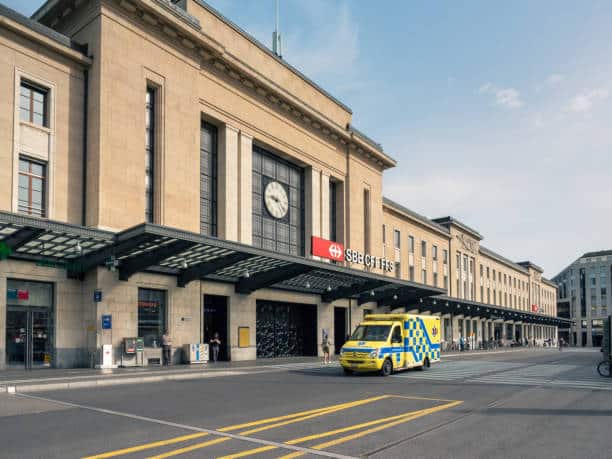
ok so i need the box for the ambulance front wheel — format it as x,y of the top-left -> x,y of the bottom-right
380,358 -> 393,376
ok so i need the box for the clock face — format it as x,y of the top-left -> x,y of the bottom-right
264,181 -> 289,219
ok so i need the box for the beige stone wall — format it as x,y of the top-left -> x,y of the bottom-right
478,252 -> 530,310
382,205 -> 450,290
0,25 -> 86,224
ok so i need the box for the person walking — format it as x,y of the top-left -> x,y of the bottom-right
322,333 -> 331,364
162,330 -> 172,366
459,335 -> 465,352
210,332 -> 221,363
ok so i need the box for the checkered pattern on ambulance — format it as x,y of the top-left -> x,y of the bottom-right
404,318 -> 440,363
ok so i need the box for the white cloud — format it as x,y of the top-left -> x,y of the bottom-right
479,82 -> 524,109
568,88 -> 609,113
546,73 -> 565,86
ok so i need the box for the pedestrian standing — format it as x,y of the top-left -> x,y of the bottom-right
162,330 -> 172,366
322,333 -> 331,364
210,332 -> 221,362
459,335 -> 465,352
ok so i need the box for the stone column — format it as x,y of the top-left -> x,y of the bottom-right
0,274 -> 6,369
320,172 -> 330,241
237,131 -> 252,244
218,124 -> 239,241
305,167 -> 321,259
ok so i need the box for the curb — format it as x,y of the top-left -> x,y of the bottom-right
3,370 -> 247,393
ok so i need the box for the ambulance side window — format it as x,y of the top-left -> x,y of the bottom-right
391,326 -> 402,343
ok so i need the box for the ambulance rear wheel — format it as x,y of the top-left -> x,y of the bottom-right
424,357 -> 431,369
380,358 -> 393,376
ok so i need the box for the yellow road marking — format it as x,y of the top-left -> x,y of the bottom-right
238,396 -> 390,436
217,445 -> 278,459
142,396 -> 389,459
85,394 -> 457,459
218,395 -> 391,432
147,437 -> 229,459
81,432 -> 208,459
278,400 -> 463,459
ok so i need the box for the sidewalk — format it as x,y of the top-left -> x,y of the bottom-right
0,347 -> 560,393
0,357 -> 326,393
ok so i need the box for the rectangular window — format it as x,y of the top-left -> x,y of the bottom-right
200,121 -> 218,236
138,288 -> 166,348
487,288 -> 490,303
443,275 -> 448,290
443,249 -> 448,264
18,157 -> 46,217
433,272 -> 439,287
20,81 -> 48,127
395,262 -> 401,279
363,189 -> 370,254
382,224 -> 386,244
480,285 -> 484,301
432,245 -> 438,261
421,240 -> 427,257
145,87 -> 156,223
330,181 -> 337,242
480,264 -> 483,277
422,269 -> 427,284
409,236 -> 415,253
394,229 -> 401,249
409,266 -> 415,281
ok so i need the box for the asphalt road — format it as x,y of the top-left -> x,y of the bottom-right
1,349 -> 611,459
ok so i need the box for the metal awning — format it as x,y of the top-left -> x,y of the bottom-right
0,212 -> 443,302
402,295 -> 569,326
0,211 -> 571,325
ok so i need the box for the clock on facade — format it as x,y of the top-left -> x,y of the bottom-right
264,181 -> 289,219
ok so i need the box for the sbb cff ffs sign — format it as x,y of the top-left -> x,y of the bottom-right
311,237 -> 394,272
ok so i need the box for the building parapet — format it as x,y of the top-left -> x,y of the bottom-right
432,216 -> 483,241
479,246 -> 529,275
382,198 -> 450,238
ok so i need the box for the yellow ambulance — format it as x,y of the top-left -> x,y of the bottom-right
339,313 -> 441,376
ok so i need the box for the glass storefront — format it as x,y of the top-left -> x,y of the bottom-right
6,280 -> 54,369
138,288 -> 166,347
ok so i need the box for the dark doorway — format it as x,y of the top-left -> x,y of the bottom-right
334,307 -> 347,354
256,300 -> 316,358
203,295 -> 228,361
7,308 -> 52,369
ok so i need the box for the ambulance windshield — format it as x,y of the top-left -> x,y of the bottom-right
350,325 -> 391,342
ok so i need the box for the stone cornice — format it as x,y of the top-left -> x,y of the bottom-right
115,0 -> 397,170
0,5 -> 91,66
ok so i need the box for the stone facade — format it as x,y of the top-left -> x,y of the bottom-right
0,1 -> 559,369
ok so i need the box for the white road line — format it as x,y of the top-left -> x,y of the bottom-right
15,393 -> 357,459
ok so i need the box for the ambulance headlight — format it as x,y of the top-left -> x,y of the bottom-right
369,349 -> 380,358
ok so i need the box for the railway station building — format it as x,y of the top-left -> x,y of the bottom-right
0,0 -> 564,369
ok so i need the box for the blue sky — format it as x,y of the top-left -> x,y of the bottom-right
6,0 -> 612,276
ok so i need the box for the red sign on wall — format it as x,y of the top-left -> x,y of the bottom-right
311,236 -> 345,262
531,304 -> 539,313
